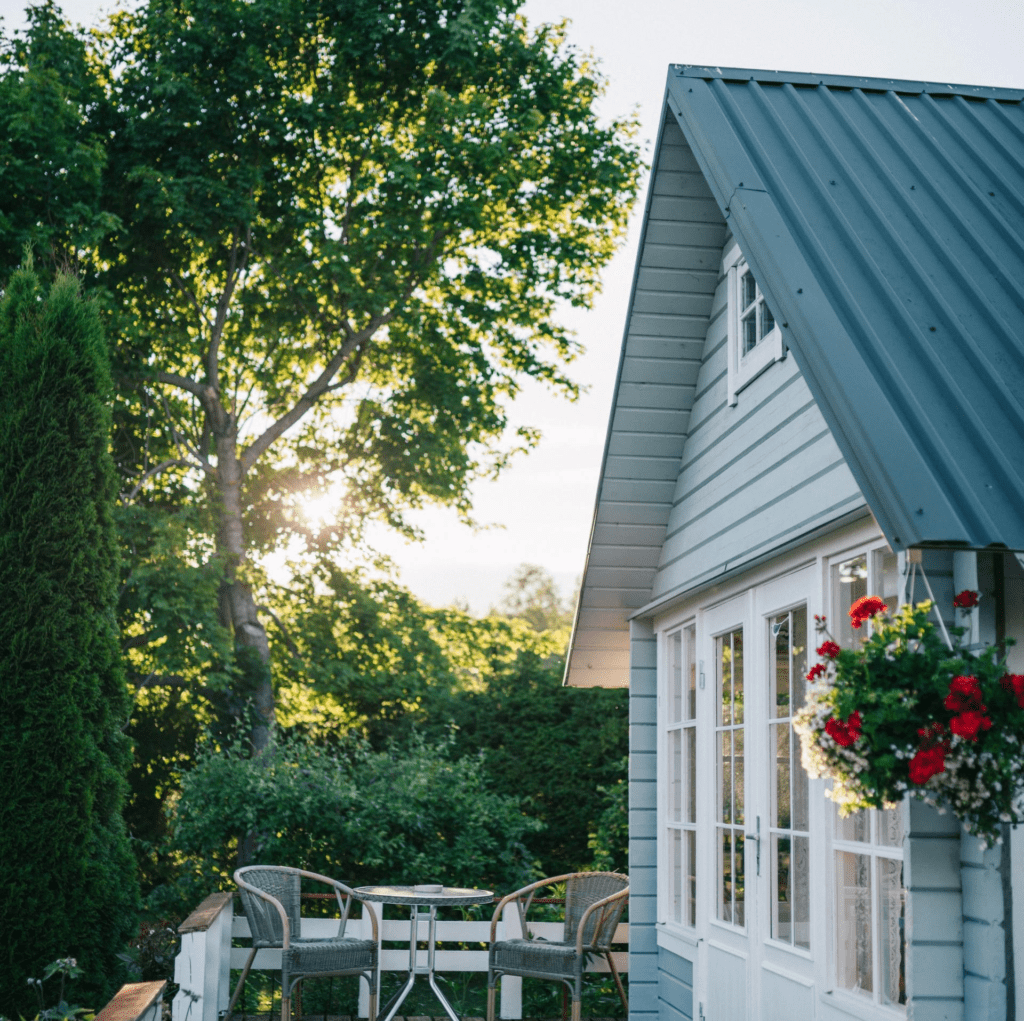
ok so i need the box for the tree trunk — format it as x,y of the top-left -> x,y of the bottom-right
212,410 -> 275,757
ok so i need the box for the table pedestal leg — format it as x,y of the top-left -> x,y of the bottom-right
378,905 -> 462,1021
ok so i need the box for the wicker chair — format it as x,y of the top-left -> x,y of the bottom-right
487,872 -> 629,1021
230,866 -> 379,1021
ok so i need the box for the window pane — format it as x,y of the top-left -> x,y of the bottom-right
734,727 -> 744,826
792,605 -> 808,710
671,829 -> 682,924
671,631 -> 682,723
719,634 -> 732,726
686,728 -> 696,825
734,832 -> 745,927
792,732 -> 810,833
773,834 -> 792,943
876,806 -> 904,848
836,809 -> 870,842
832,554 -> 868,649
741,269 -> 756,309
720,829 -> 733,923
771,613 -> 790,717
733,631 -> 744,723
742,312 -> 758,354
760,301 -> 776,338
878,857 -> 906,1006
670,729 -> 681,823
721,731 -> 732,824
773,722 -> 790,829
686,829 -> 697,927
793,835 -> 810,950
686,625 -> 697,720
836,851 -> 873,995
880,549 -> 900,615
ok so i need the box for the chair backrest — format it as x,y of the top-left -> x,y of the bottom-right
236,866 -> 303,946
564,872 -> 628,950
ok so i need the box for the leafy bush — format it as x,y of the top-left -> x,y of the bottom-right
157,732 -> 539,913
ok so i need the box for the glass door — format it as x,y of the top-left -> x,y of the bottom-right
755,569 -> 819,1019
702,593 -> 755,1021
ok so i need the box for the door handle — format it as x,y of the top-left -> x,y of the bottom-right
746,815 -> 761,876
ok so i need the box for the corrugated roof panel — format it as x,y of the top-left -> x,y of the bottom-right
668,67 -> 1024,550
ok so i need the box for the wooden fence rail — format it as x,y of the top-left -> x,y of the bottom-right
172,895 -> 628,1021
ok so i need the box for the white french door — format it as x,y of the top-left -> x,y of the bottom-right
698,567 -> 818,1021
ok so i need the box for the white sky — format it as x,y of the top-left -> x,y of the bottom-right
6,0 -> 1024,613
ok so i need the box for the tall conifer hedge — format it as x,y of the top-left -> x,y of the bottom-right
0,269 -> 139,1014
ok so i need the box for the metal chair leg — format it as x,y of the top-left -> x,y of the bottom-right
486,983 -> 497,1021
607,951 -> 628,1016
226,948 -> 258,1020
570,998 -> 581,1021
369,989 -> 378,1021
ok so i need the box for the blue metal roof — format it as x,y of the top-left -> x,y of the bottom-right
667,65 -> 1024,551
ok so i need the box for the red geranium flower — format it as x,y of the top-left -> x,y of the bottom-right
1001,674 -> 1024,708
950,710 -> 992,742
806,663 -> 826,681
817,641 -> 841,659
953,589 -> 980,609
909,723 -> 950,784
849,595 -> 888,629
825,711 -> 862,747
909,745 -> 946,784
944,674 -> 983,713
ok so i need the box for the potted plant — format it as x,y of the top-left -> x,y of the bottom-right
794,590 -> 1022,845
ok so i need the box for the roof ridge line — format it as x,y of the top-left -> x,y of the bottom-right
670,64 -> 1024,102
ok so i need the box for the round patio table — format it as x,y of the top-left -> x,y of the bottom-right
355,885 -> 493,1021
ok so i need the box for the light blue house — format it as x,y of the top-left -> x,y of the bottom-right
565,66 -> 1024,1021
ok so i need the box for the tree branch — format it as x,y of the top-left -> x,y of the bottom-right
160,393 -> 216,477
122,629 -> 160,651
207,223 -> 251,389
239,325 -> 373,473
149,369 -> 208,400
169,271 -> 210,342
257,604 -> 302,659
120,458 -> 190,503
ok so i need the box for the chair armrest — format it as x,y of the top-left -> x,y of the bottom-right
234,874 -> 293,948
489,873 -> 579,943
575,887 -> 629,956
285,868 -> 379,943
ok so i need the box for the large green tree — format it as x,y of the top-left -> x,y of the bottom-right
94,0 -> 640,751
0,3 -> 113,275
0,269 -> 139,1014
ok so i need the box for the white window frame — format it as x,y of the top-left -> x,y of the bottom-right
824,543 -> 907,1014
726,242 -> 784,406
658,621 -> 699,932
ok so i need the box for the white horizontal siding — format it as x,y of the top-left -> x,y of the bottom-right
566,114 -> 727,687
651,239 -> 865,601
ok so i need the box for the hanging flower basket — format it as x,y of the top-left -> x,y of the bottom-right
794,591 -> 1022,845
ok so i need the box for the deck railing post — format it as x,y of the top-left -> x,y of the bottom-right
499,900 -> 523,1020
173,893 -> 234,1021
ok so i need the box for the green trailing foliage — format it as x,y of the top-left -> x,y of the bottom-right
0,269 -> 139,1014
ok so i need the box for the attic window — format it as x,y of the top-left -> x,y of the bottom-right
726,244 -> 784,406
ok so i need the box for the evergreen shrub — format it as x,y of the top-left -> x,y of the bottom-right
0,269 -> 139,1014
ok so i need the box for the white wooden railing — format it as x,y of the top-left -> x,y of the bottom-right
172,893 -> 628,1021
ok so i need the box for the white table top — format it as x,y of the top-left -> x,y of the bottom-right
354,884 -> 493,906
